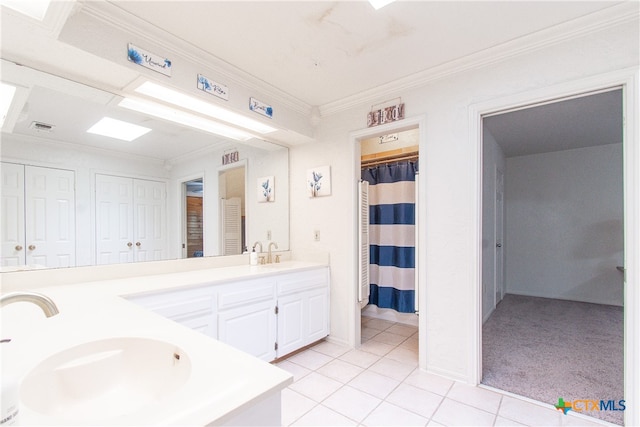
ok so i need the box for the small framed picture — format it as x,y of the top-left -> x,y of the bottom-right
307,166 -> 331,197
258,176 -> 274,202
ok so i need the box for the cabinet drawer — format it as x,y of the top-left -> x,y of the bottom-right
127,287 -> 217,338
277,268 -> 328,296
153,295 -> 215,320
218,279 -> 276,311
128,287 -> 215,318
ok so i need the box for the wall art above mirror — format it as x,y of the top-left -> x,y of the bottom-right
0,61 -> 289,271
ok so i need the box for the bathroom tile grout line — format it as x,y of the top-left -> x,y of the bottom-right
284,356 -> 428,425
277,317 -> 613,427
279,321 -> 454,426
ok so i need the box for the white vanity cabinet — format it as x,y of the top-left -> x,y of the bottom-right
126,265 -> 329,362
217,278 -> 277,362
276,268 -> 329,358
127,286 -> 217,338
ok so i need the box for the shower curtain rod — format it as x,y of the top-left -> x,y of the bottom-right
361,151 -> 419,168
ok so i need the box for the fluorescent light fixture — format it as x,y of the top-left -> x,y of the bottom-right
87,117 -> 151,142
368,0 -> 396,10
0,82 -> 16,128
0,0 -> 51,20
134,81 -> 277,134
119,97 -> 255,141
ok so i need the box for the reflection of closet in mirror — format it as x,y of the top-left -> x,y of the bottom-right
219,164 -> 246,255
95,174 -> 168,265
182,178 -> 204,258
1,162 -> 76,269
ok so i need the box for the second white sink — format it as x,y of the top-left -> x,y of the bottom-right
20,337 -> 191,422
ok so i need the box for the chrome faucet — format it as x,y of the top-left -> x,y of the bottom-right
0,291 -> 59,317
267,242 -> 278,264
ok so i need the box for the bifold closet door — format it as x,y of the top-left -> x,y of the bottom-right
132,178 -> 167,262
1,162 -> 26,266
25,165 -> 76,267
95,174 -> 135,265
1,162 -> 75,268
95,174 -> 167,265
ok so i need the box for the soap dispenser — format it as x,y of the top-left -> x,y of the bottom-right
250,247 -> 258,266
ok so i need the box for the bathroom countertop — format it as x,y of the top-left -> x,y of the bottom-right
0,260 -> 328,426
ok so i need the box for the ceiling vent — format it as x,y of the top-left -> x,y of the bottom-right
29,121 -> 55,132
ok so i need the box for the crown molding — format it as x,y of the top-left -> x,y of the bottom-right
78,0 -> 313,118
320,1 -> 639,117
1,131 -> 168,166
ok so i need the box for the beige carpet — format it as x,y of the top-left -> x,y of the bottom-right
482,294 -> 624,425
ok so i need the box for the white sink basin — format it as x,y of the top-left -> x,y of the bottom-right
20,337 -> 191,422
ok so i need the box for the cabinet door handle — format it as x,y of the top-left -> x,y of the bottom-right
28,245 -> 36,251
136,242 -> 141,247
15,245 -> 23,251
127,242 -> 133,248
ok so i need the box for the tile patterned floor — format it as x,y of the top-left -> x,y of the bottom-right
276,317 -> 609,427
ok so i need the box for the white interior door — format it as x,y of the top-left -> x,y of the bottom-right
1,162 -> 25,267
221,197 -> 242,255
25,166 -> 75,268
494,168 -> 504,303
95,174 -> 134,265
133,179 -> 167,262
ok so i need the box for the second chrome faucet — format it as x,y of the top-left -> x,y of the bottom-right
267,242 -> 278,264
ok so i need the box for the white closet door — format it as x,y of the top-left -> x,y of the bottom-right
133,179 -> 167,262
221,197 -> 242,255
358,180 -> 370,308
1,162 -> 25,267
95,174 -> 134,265
25,166 -> 75,268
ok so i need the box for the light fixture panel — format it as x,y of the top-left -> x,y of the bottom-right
118,97 -> 255,141
368,0 -> 396,10
0,82 -> 16,128
134,81 -> 277,134
87,117 -> 151,142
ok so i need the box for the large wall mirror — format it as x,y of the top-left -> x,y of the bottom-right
0,60 -> 289,270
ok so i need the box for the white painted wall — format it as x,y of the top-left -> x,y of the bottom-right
482,129 -> 506,321
289,19 -> 638,381
505,144 -> 623,306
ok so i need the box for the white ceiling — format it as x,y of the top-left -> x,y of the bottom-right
0,1 -> 631,160
12,85 -> 240,161
109,1 -> 621,107
484,89 -> 623,158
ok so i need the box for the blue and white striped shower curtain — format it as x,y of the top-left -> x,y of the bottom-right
361,161 -> 418,313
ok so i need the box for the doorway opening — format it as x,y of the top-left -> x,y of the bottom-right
350,115 -> 427,370
182,178 -> 203,258
359,128 -> 419,327
480,88 -> 624,425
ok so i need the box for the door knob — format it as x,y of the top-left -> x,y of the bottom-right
496,243 -> 502,248
127,242 -> 133,247
28,245 -> 36,251
15,245 -> 23,251
135,242 -> 141,247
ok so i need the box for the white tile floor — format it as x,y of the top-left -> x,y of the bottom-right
276,317 -> 609,427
